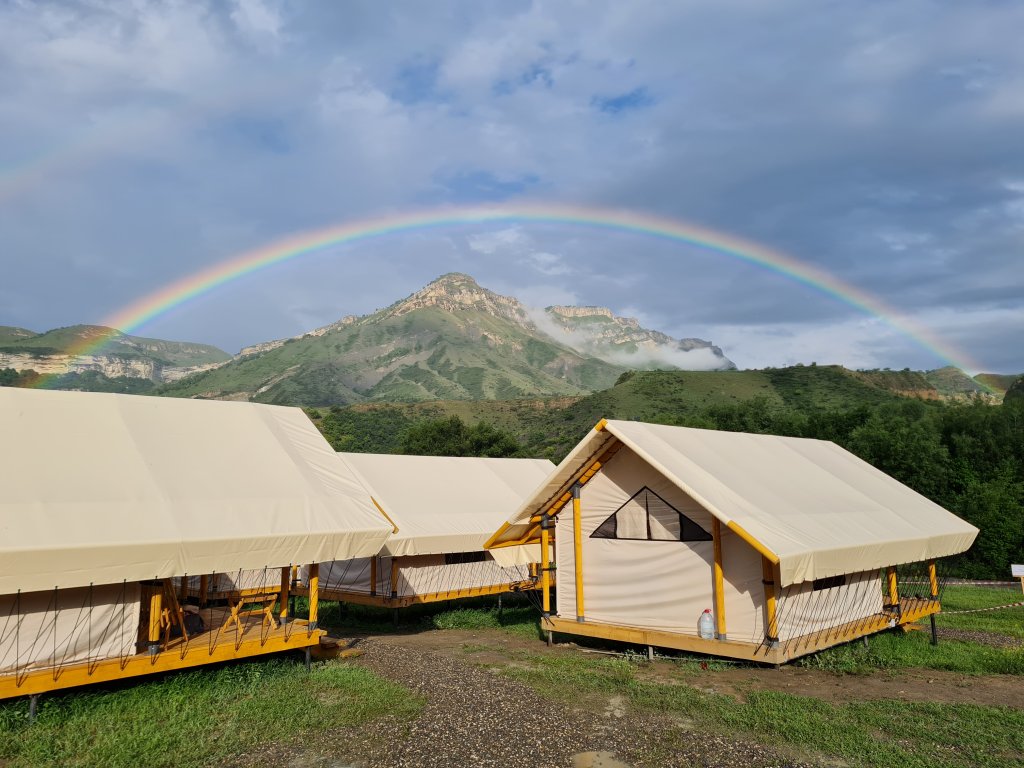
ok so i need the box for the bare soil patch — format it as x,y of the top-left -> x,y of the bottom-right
366,627 -> 1024,710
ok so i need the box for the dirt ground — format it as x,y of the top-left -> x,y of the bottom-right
366,626 -> 1024,710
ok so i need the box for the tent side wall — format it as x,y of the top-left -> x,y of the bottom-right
0,583 -> 141,674
304,554 -> 533,606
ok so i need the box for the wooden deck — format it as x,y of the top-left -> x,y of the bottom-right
294,579 -> 538,609
0,606 -> 324,700
545,596 -> 941,665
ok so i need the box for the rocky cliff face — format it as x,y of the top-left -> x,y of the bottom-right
0,352 -> 226,382
382,273 -> 532,326
543,305 -> 735,370
0,325 -> 230,383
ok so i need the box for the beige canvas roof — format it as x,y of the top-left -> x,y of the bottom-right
337,453 -> 554,558
0,388 -> 394,594
486,419 -> 978,586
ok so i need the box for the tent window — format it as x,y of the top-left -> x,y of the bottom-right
812,575 -> 846,591
591,486 -> 712,543
445,551 -> 488,565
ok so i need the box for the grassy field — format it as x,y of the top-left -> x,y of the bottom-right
0,657 -> 422,768
499,652 -> 1024,768
0,587 -> 1020,768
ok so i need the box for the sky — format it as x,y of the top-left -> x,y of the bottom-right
1,0 -> 1022,373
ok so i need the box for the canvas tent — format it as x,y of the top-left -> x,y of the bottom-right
486,419 -> 979,663
0,388 -> 393,699
296,453 -> 554,608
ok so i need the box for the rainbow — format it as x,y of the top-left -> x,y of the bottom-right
32,202 -> 984,386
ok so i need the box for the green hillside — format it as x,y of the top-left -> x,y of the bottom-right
160,287 -> 625,405
975,373 -> 1023,394
0,325 -> 229,366
312,365 -> 929,459
0,326 -> 38,344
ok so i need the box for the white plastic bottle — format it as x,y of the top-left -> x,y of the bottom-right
698,608 -> 715,639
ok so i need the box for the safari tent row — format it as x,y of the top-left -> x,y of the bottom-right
0,388 -> 394,700
485,419 -> 979,664
293,453 -> 553,608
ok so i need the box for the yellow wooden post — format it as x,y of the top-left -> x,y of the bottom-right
572,484 -> 584,622
540,515 -> 552,616
308,563 -> 319,630
279,566 -> 290,622
762,557 -> 778,645
886,566 -> 900,608
369,557 -> 378,597
927,560 -> 939,646
147,587 -> 163,655
712,518 -> 726,641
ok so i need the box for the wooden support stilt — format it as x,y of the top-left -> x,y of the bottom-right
28,694 -> 39,723
647,645 -> 654,661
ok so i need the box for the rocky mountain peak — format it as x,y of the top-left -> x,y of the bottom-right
386,272 -> 531,326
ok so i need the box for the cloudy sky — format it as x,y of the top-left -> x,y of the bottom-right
1,0 -> 1022,373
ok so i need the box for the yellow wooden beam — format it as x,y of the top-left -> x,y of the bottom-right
147,587 -> 163,648
927,561 -> 938,598
0,620 -> 324,700
546,616 -> 780,663
886,566 -> 900,607
594,418 -> 608,432
712,518 -> 726,640
279,566 -> 290,621
727,520 -> 779,565
762,556 -> 778,644
540,515 -> 552,615
371,496 -> 400,533
307,563 -> 319,629
572,484 -> 585,621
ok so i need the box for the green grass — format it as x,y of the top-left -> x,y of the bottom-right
934,585 -> 1024,638
797,630 -> 1024,675
501,652 -> 1024,768
0,658 -> 421,768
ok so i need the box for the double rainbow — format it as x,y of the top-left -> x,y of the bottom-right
32,203 -> 982,386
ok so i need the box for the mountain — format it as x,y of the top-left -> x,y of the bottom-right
159,274 -> 633,404
541,305 -> 734,371
974,372 -> 1024,394
0,325 -> 230,383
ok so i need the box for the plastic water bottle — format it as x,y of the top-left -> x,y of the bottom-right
698,608 -> 715,639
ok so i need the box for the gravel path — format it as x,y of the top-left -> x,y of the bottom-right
338,639 -> 817,768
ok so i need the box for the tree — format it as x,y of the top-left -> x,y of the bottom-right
400,415 -> 523,457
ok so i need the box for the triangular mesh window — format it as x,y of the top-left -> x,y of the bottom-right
591,486 -> 712,543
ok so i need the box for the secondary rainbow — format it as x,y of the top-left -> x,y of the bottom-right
33,203 -> 984,386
